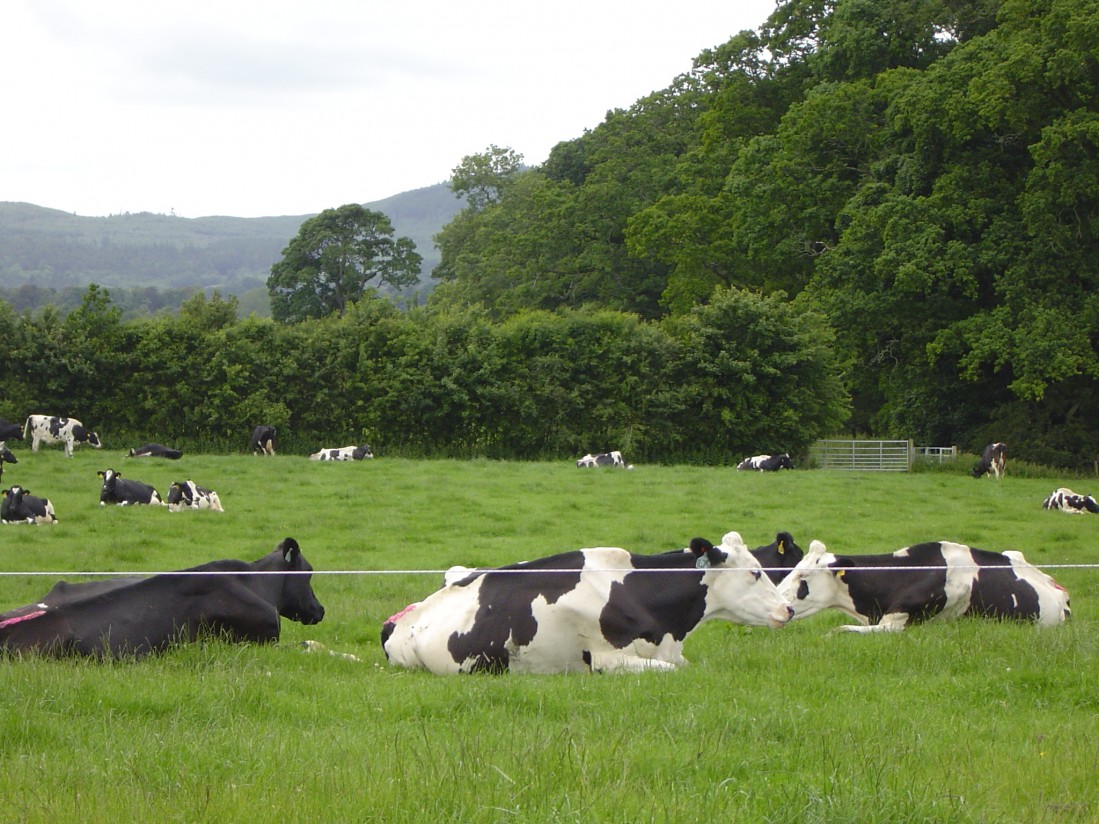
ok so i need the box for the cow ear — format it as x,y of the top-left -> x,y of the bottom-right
688,537 -> 714,558
705,546 -> 729,567
281,537 -> 301,564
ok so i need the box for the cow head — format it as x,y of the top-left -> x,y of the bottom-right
776,540 -> 855,620
698,531 -> 793,628
0,447 -> 17,465
97,468 -> 119,503
1,486 -> 27,520
776,453 -> 795,470
274,537 -> 325,625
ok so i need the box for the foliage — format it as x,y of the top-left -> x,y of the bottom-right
267,204 -> 422,323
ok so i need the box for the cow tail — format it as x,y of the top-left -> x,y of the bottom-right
22,417 -> 30,440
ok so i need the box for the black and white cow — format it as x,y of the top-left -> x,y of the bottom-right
1,485 -> 57,525
251,425 -> 277,456
576,451 -> 633,469
24,415 -> 102,457
127,443 -> 183,460
972,442 -> 1006,478
0,446 -> 16,467
748,532 -> 804,584
382,531 -> 793,674
776,539 -> 1070,633
97,469 -> 164,506
166,480 -> 223,512
0,537 -> 324,659
0,419 -> 22,442
1043,487 -> 1099,514
737,453 -> 795,471
309,445 -> 374,461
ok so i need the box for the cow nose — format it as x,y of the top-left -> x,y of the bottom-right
785,605 -> 795,621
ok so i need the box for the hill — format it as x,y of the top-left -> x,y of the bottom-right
0,182 -> 464,302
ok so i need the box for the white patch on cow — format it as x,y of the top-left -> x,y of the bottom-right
938,541 -> 978,621
1002,550 -> 1071,626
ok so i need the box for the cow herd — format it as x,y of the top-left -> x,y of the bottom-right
0,422 -> 1087,670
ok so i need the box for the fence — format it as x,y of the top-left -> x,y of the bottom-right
812,439 -> 913,472
913,445 -> 957,463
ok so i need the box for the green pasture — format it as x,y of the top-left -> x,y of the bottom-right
0,448 -> 1096,822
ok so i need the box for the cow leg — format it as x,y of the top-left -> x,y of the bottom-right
831,612 -> 910,634
586,650 -> 681,673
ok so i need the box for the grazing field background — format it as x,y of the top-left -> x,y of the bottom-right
0,449 -> 1096,822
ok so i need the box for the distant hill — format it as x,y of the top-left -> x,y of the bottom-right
0,183 -> 465,304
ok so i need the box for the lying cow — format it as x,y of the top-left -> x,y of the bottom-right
382,531 -> 792,674
1,485 -> 57,524
972,442 -> 1006,478
1043,487 -> 1099,514
127,443 -> 183,460
0,537 -> 324,659
98,468 -> 164,506
737,453 -> 794,471
576,451 -> 633,469
0,418 -> 22,442
310,445 -> 374,461
166,480 -> 224,512
776,539 -> 1070,633
24,415 -> 102,457
251,425 -> 276,456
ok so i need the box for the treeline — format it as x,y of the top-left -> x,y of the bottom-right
431,0 -> 1099,470
0,288 -> 846,463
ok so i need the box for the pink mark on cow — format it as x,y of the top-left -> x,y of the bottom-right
385,602 -> 420,625
0,609 -> 47,630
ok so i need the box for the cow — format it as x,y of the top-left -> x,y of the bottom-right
776,539 -> 1071,633
576,451 -> 633,469
251,425 -> 277,456
23,415 -> 102,457
309,445 -> 374,461
1,485 -> 57,524
381,530 -> 793,675
97,468 -> 164,506
127,443 -> 183,460
1043,487 -> 1099,514
737,453 -> 794,471
748,531 -> 804,584
166,480 -> 223,512
972,442 -> 1006,478
0,418 -> 22,442
0,537 -> 324,659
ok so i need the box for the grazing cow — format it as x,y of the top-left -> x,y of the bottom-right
1,485 -> 57,525
127,443 -> 183,460
381,531 -> 793,675
98,468 -> 164,506
309,445 -> 374,461
776,540 -> 1070,633
737,453 -> 795,471
0,537 -> 324,659
576,451 -> 633,469
0,419 -> 22,442
0,445 -> 15,467
166,480 -> 223,512
251,425 -> 277,456
972,442 -> 1006,478
1043,487 -> 1099,514
23,415 -> 102,457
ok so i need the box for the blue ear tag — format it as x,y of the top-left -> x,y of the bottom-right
695,555 -> 711,569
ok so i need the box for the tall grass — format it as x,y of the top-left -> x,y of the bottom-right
0,449 -> 1096,822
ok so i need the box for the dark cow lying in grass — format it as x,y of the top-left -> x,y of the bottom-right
98,468 -> 164,506
1043,487 -> 1099,514
127,443 -> 183,459
1,485 -> 57,524
776,539 -> 1070,633
0,537 -> 324,659
736,453 -> 794,471
382,531 -> 792,674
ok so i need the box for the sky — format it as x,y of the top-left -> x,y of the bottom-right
1,1 -> 777,219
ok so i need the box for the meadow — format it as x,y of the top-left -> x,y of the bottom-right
0,448 -> 1096,822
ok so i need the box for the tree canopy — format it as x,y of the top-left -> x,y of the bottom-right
268,204 -> 422,323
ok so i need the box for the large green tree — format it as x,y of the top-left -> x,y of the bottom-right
267,204 -> 421,323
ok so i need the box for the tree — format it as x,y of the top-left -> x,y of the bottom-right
449,145 -> 523,210
267,204 -> 421,323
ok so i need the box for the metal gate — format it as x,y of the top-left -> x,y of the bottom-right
812,439 -> 913,471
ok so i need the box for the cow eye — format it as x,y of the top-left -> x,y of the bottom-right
751,569 -> 762,581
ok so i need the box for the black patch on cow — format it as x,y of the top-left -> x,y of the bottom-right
966,549 -> 1042,620
446,551 -> 585,673
599,564 -> 706,649
752,532 -> 804,584
834,543 -> 950,625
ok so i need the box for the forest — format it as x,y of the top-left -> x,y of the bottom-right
3,0 -> 1098,469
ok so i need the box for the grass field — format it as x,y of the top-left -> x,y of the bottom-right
0,449 -> 1096,822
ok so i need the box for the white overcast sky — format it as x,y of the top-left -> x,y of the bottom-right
1,1 -> 776,219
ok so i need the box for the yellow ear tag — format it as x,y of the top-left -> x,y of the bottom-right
835,569 -> 846,579
778,543 -> 786,555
